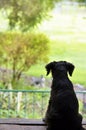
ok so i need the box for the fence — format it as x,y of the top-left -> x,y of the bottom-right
0,89 -> 86,119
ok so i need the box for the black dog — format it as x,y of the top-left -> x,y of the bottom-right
44,61 -> 85,130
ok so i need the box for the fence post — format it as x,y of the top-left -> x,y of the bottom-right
17,92 -> 22,112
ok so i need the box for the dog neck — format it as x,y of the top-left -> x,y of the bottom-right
51,73 -> 73,91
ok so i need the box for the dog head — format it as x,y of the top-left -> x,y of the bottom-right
45,61 -> 75,77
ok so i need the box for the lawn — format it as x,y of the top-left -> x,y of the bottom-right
28,3 -> 86,86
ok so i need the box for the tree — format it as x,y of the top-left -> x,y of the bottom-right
0,0 -> 85,32
0,32 -> 49,88
0,0 -> 59,31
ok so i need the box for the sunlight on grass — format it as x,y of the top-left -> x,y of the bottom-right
29,3 -> 86,86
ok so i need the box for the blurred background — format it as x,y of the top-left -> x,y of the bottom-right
0,0 -> 86,119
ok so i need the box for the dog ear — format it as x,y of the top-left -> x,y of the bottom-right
65,62 -> 75,76
45,61 -> 56,76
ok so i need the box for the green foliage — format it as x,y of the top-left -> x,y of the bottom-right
0,90 -> 85,118
0,0 -> 59,31
0,31 -> 49,88
76,0 -> 86,3
0,90 -> 49,118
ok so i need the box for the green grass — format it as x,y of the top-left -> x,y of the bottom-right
28,6 -> 86,86
28,40 -> 86,86
28,34 -> 86,86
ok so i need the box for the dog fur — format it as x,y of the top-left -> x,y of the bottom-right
44,61 -> 85,130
